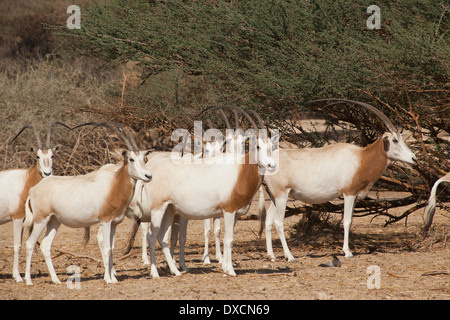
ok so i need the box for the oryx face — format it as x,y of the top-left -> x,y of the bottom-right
383,132 -> 417,165
36,148 -> 55,177
126,150 -> 152,182
204,140 -> 223,158
256,129 -> 278,174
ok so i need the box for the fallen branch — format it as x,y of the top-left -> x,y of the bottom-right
250,194 -> 425,227
421,270 -> 449,276
118,251 -> 139,261
387,271 -> 408,278
381,202 -> 427,227
54,249 -> 101,263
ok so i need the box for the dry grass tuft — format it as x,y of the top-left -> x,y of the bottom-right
0,58 -> 123,173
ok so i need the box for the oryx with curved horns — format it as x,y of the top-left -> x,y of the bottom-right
127,106 -> 277,277
0,122 -> 71,282
23,121 -> 152,285
422,171 -> 450,235
259,99 -> 417,261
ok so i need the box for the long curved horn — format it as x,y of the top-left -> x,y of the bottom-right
248,110 -> 266,129
181,105 -> 260,156
196,105 -> 222,119
215,106 -> 259,134
10,125 -> 42,150
310,99 -> 398,133
217,109 -> 231,129
72,122 -> 135,151
103,121 -> 140,152
233,110 -> 241,129
46,121 -> 72,149
206,119 -> 215,129
195,105 -> 230,129
197,105 -> 260,134
196,105 -> 255,130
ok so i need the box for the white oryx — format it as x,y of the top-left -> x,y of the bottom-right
129,106 -> 277,277
196,109 -> 273,265
170,107 -> 248,266
0,122 -> 70,282
422,171 -> 450,234
23,122 -> 152,285
137,107 -> 232,266
259,99 -> 417,261
138,107 -> 256,268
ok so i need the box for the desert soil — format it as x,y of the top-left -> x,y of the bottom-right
0,196 -> 448,301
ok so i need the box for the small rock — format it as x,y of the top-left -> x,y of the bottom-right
314,291 -> 331,300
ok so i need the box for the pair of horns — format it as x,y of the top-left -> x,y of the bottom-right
197,105 -> 268,134
10,122 -> 72,150
72,121 -> 140,152
310,99 -> 398,134
179,106 -> 267,156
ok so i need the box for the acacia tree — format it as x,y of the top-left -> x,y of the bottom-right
56,0 -> 449,224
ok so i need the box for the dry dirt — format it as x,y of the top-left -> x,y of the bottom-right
0,197 -> 448,301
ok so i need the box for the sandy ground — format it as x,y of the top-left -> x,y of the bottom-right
0,196 -> 448,301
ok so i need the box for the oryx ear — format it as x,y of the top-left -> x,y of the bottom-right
121,150 -> 129,164
52,145 -> 61,153
143,149 -> 152,162
144,149 -> 152,156
383,135 -> 390,152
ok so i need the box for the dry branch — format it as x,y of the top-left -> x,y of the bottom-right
53,249 -> 101,263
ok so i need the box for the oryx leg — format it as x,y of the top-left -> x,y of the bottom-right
264,201 -> 276,261
168,214 -> 189,271
12,218 -> 24,282
213,216 -> 222,263
99,220 -> 118,283
40,216 -> 62,284
147,203 -> 170,278
202,218 -> 211,264
25,216 -> 52,285
274,193 -> 295,262
169,214 -> 180,258
97,224 -> 117,279
140,222 -> 150,266
147,223 -> 159,278
265,192 -> 295,261
177,216 -> 189,272
222,210 -> 236,276
157,205 -> 181,276
343,194 -> 356,258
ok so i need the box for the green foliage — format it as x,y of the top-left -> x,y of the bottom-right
56,0 -> 449,197
0,0 -> 446,219
59,0 -> 447,110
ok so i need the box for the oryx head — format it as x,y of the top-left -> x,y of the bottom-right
311,99 -> 417,165
248,110 -> 278,173
73,121 -> 152,182
10,122 -> 71,177
194,106 -> 278,172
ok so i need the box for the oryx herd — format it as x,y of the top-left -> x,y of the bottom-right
0,100 -> 446,285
